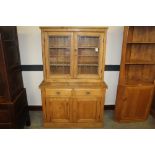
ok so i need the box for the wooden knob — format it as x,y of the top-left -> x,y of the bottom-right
86,91 -> 90,95
56,92 -> 60,95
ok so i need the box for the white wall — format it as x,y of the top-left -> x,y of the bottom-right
17,26 -> 123,106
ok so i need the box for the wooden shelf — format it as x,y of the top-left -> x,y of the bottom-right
50,55 -> 70,57
50,64 -> 70,66
78,47 -> 99,49
78,55 -> 98,57
125,81 -> 154,86
127,42 -> 155,44
78,64 -> 98,66
125,61 -> 155,65
49,47 -> 70,49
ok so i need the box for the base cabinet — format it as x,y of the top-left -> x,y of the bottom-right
41,84 -> 106,128
115,85 -> 154,122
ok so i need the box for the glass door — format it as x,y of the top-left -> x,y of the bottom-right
45,32 -> 73,78
75,32 -> 104,78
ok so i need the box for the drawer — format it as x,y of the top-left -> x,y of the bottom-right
46,89 -> 72,97
75,89 -> 103,96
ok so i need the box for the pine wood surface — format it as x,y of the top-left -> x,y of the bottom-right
40,27 -> 107,128
115,26 -> 155,122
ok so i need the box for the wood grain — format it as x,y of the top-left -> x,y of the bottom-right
40,27 -> 107,128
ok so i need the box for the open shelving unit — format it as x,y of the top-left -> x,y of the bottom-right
115,26 -> 155,122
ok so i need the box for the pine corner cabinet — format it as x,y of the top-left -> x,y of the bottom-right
39,27 -> 108,128
115,26 -> 155,122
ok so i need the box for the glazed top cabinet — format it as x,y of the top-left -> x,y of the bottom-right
40,27 -> 107,81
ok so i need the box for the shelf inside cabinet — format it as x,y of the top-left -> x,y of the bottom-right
78,64 -> 98,66
127,42 -> 155,44
125,81 -> 154,86
50,64 -> 70,66
125,64 -> 155,84
125,61 -> 155,65
49,47 -> 70,49
78,55 -> 98,57
78,47 -> 99,49
127,26 -> 155,42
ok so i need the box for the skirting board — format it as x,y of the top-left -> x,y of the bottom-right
29,105 -> 115,111
21,65 -> 120,71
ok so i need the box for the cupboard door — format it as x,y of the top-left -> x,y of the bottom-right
74,32 -> 105,79
116,85 -> 154,121
74,97 -> 103,123
45,32 -> 73,79
45,97 -> 72,123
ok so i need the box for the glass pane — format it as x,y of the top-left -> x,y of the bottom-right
77,36 -> 99,75
49,36 -> 70,48
48,36 -> 71,75
78,36 -> 99,47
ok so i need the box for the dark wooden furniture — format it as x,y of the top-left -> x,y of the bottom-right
0,26 -> 30,128
115,26 -> 155,122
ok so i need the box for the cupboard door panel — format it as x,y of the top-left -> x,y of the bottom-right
45,32 -> 74,79
117,85 -> 154,121
74,97 -> 102,123
45,98 -> 72,123
74,32 -> 104,79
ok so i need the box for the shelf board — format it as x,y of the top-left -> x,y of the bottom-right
127,42 -> 155,44
78,64 -> 98,66
49,47 -> 70,49
50,55 -> 70,57
78,47 -> 99,49
78,55 -> 98,57
125,61 -> 155,65
125,81 -> 154,86
50,64 -> 70,66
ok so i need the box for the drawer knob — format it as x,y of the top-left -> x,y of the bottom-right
56,92 -> 60,95
86,91 -> 90,95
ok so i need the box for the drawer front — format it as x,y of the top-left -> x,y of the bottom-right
46,89 -> 72,97
75,89 -> 103,96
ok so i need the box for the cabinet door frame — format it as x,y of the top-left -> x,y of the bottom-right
44,32 -> 74,81
116,85 -> 154,121
73,32 -> 105,79
73,96 -> 103,123
45,97 -> 73,123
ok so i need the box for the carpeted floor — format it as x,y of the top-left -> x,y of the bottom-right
25,110 -> 155,129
